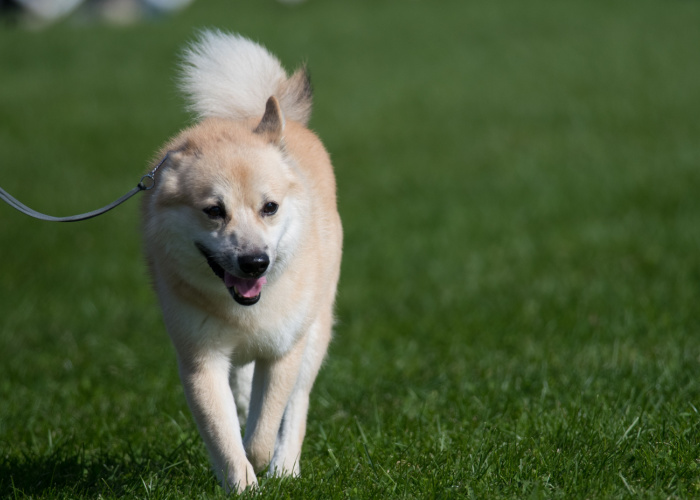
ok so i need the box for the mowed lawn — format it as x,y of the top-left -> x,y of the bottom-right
1,1 -> 700,498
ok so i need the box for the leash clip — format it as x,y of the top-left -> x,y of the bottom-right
139,152 -> 170,191
139,174 -> 156,190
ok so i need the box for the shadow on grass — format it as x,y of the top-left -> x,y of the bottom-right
0,438 -> 210,498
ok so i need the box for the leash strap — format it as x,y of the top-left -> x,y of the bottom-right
0,184 -> 145,222
0,153 -> 168,223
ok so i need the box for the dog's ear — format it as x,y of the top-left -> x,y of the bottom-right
160,139 -> 199,172
253,96 -> 285,144
170,139 -> 199,160
176,138 -> 199,155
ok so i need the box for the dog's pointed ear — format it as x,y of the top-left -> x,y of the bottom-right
172,139 -> 199,158
162,139 -> 199,170
254,96 -> 285,144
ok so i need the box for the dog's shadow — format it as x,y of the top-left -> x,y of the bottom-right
0,437 -> 213,497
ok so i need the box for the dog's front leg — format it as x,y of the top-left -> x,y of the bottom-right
243,335 -> 307,472
178,352 -> 257,493
270,315 -> 332,476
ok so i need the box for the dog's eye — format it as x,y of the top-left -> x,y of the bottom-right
203,205 -> 225,219
261,201 -> 279,216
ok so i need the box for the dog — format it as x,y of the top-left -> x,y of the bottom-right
141,30 -> 342,492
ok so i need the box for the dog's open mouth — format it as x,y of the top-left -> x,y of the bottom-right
224,272 -> 266,305
196,243 -> 266,306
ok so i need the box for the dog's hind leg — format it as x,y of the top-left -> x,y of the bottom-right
230,361 -> 254,426
269,312 -> 332,476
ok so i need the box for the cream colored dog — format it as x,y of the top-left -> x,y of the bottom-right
141,31 -> 342,492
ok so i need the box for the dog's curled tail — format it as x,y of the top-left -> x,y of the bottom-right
179,30 -> 312,126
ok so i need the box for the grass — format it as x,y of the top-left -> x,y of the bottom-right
1,0 -> 700,497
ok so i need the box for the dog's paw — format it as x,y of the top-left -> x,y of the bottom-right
245,439 -> 274,473
266,459 -> 300,478
224,460 -> 258,494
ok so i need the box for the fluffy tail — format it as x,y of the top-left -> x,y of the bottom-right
179,30 -> 312,126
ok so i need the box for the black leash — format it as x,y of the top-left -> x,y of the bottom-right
0,153 -> 168,222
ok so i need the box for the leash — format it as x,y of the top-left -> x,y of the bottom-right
0,153 -> 168,222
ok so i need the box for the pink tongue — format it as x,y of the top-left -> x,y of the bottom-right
224,272 -> 267,298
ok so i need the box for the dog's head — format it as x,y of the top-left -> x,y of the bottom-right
145,97 -> 305,306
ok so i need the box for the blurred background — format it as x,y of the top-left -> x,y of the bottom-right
1,1 -> 699,497
1,0 -> 195,28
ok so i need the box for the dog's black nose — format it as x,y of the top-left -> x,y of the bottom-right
238,253 -> 269,277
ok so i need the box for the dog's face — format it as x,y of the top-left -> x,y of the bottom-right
147,104 -> 303,306
189,143 -> 297,306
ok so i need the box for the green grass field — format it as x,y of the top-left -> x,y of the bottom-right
2,0 -> 700,497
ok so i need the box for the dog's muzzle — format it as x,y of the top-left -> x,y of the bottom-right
195,243 -> 267,306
